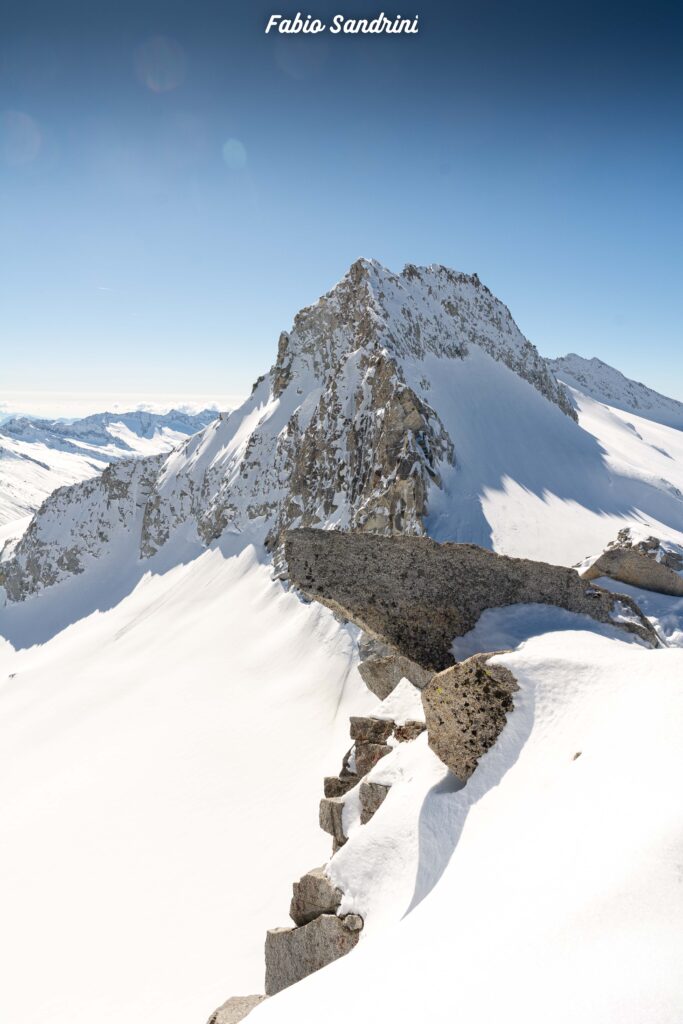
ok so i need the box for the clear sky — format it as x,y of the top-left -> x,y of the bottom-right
1,0 -> 682,416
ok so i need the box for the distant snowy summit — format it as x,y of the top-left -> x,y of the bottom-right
549,353 -> 683,430
0,407 -> 217,453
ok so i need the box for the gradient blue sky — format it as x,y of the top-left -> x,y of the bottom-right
1,0 -> 682,414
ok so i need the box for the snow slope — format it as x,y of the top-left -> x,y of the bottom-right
252,629 -> 683,1024
0,530 -> 376,1024
549,353 -> 683,430
0,408 -> 217,526
406,345 -> 683,563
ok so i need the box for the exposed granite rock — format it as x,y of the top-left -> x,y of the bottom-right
290,867 -> 342,927
349,716 -> 394,744
581,529 -> 683,597
358,632 -> 433,698
319,797 -> 347,846
394,721 -> 427,742
422,654 -> 519,780
265,914 -> 361,996
359,781 -> 390,824
206,995 -> 265,1024
323,775 -> 357,798
285,529 -> 660,669
354,741 -> 392,778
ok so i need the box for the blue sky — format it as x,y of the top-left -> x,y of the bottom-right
1,0 -> 682,414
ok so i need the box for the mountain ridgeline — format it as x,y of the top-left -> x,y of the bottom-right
0,260 -> 578,601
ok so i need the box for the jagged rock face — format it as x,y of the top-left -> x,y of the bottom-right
581,528 -> 683,597
1,259 -> 575,600
422,655 -> 519,781
284,528 -> 661,667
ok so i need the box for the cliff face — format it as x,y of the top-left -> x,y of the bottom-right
1,259 -> 575,601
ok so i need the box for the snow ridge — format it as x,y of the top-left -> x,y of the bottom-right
549,353 -> 683,429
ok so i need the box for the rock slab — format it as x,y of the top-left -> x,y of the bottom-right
285,529 -> 659,668
265,914 -> 360,996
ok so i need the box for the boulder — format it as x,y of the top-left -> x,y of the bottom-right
265,914 -> 361,996
206,995 -> 265,1024
319,797 -> 346,846
581,530 -> 683,597
284,530 -> 659,669
290,867 -> 342,926
422,654 -> 519,781
359,781 -> 390,824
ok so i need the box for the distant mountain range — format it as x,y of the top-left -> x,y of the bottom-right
0,407 -> 218,527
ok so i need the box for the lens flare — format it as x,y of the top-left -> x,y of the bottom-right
221,138 -> 247,170
0,111 -> 41,166
134,36 -> 186,93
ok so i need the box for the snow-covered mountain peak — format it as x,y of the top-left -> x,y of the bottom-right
6,260 -> 683,603
277,259 -> 575,418
549,352 -> 683,429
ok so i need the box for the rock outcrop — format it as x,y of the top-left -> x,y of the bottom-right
284,529 -> 660,668
580,529 -> 683,597
422,654 -> 519,781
